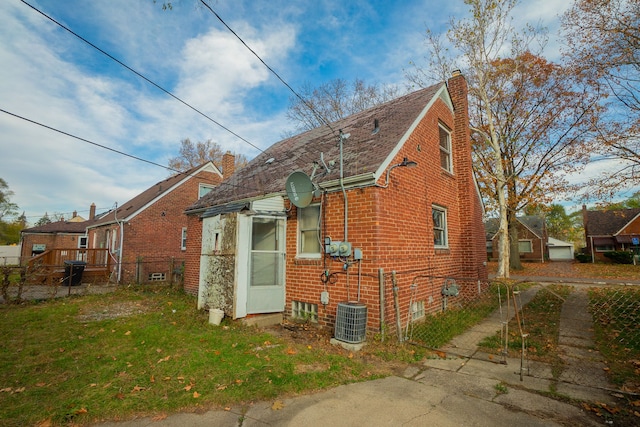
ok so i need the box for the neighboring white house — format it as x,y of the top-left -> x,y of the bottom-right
547,237 -> 574,261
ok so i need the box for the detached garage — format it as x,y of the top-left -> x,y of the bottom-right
547,237 -> 574,261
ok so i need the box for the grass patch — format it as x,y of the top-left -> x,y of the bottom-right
479,284 -> 572,364
409,282 -> 508,348
589,287 -> 640,392
0,286 -> 400,426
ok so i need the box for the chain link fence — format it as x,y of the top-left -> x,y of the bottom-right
588,286 -> 640,393
0,255 -> 183,303
403,276 -> 498,350
408,278 -> 640,395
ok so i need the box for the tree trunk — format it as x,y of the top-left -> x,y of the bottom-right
508,212 -> 523,270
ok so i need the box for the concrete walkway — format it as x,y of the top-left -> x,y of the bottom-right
423,283 -> 618,407
555,289 -> 614,401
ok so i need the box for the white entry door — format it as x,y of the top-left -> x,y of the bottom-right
247,216 -> 285,313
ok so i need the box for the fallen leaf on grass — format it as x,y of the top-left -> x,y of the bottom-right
152,414 -> 167,421
217,384 -> 227,391
157,355 -> 171,363
125,331 -> 131,336
184,384 -> 193,391
131,385 -> 145,392
193,391 -> 200,398
74,408 -> 88,415
286,347 -> 297,355
35,419 -> 52,427
272,401 -> 285,410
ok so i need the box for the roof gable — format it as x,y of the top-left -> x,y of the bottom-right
188,83 -> 446,212
91,162 -> 220,227
586,208 -> 640,236
484,215 -> 545,239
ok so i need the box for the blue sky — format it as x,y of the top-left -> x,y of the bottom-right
1,0 -> 572,223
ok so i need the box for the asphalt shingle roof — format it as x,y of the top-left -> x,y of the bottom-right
585,208 -> 640,236
21,219 -> 96,234
187,83 -> 444,212
91,162 -> 219,226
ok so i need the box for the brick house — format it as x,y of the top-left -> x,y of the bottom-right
86,161 -> 229,283
583,206 -> 640,262
183,72 -> 487,338
485,215 -> 547,263
20,207 -> 97,260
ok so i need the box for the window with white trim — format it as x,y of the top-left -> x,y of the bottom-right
298,204 -> 321,256
181,227 -> 187,251
432,205 -> 448,248
439,124 -> 452,173
199,184 -> 215,198
595,245 -> 614,252
518,240 -> 533,253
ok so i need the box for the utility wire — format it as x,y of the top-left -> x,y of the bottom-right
197,0 -> 338,136
20,0 -> 266,155
0,108 -> 261,193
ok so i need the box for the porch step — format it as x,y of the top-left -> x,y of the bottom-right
242,313 -> 283,328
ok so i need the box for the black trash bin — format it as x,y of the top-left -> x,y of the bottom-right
63,260 -> 86,286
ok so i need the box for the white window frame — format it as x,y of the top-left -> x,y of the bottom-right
78,236 -> 88,249
199,184 -> 216,198
432,205 -> 448,248
181,227 -> 187,251
518,240 -> 533,253
439,124 -> 453,173
298,204 -> 321,258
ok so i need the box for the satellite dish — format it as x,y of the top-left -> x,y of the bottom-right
285,171 -> 314,208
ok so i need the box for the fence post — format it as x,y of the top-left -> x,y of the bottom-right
169,257 -> 175,286
378,268 -> 385,342
136,256 -> 143,284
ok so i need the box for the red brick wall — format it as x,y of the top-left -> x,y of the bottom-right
183,213 -> 203,295
89,170 -> 219,283
20,233 -> 81,259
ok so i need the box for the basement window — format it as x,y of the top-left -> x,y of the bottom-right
411,300 -> 425,321
148,272 -> 166,281
291,301 -> 318,322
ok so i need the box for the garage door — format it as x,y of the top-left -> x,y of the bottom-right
549,247 -> 572,260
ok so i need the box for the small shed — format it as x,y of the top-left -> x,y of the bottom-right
547,237 -> 574,261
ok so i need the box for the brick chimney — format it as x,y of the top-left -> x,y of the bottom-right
89,203 -> 96,220
222,151 -> 235,180
72,210 -> 77,219
447,70 -> 487,279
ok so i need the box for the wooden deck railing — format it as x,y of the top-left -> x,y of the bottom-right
27,248 -> 112,284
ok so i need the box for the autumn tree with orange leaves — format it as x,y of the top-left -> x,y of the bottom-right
562,0 -> 640,198
472,52 -> 601,270
408,0 -> 603,275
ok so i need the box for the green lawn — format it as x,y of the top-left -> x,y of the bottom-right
0,286 -> 413,426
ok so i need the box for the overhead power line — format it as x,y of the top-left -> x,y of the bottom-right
20,0 -> 266,155
0,108 -> 261,194
197,0 -> 337,136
